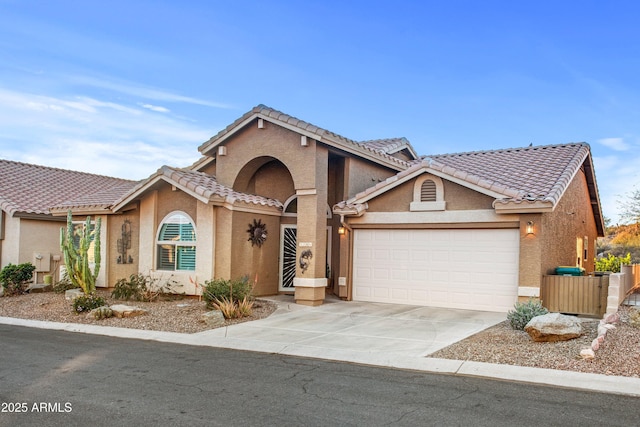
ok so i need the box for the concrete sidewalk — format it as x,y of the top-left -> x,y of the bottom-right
2,295 -> 640,397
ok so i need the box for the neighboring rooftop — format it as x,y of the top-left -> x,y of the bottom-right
0,159 -> 137,217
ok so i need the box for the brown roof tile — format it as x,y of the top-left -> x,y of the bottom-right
0,159 -> 137,216
428,143 -> 590,205
336,143 -> 595,211
198,105 -> 412,170
114,166 -> 283,210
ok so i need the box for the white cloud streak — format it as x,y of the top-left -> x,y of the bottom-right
598,137 -> 630,151
0,88 -> 214,180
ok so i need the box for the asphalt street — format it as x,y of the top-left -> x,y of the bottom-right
1,324 -> 638,427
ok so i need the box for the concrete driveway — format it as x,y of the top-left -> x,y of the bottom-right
196,295 -> 506,367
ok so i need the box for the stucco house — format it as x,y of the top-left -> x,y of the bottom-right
0,105 -> 604,312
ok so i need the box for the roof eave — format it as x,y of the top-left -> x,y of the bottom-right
198,109 -> 408,172
493,200 -> 555,213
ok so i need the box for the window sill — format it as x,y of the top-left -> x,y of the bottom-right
409,201 -> 446,211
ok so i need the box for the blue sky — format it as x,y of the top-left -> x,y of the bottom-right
0,1 -> 638,223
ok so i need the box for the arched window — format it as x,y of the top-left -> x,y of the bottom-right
156,212 -> 196,271
411,175 -> 446,211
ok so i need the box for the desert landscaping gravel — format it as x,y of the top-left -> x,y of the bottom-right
430,306 -> 640,378
2,290 -> 640,378
0,290 -> 277,334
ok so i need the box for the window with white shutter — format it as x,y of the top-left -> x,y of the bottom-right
156,212 -> 196,271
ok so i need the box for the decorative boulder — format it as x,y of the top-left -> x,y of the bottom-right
110,304 -> 148,318
27,283 -> 52,293
580,348 -> 595,359
65,288 -> 84,301
201,310 -> 225,328
524,313 -> 583,342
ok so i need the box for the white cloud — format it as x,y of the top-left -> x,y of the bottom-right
598,137 -> 630,151
0,87 -> 215,180
68,74 -> 233,109
141,103 -> 170,113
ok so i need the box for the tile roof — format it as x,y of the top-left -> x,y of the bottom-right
428,143 -> 591,206
336,143 -> 598,213
360,137 -> 418,159
114,166 -> 283,210
198,104 -> 413,170
0,159 -> 137,217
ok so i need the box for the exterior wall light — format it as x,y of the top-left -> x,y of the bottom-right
338,226 -> 346,235
526,221 -> 535,235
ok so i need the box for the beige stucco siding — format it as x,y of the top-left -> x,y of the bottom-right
214,121 -> 321,192
3,217 -> 65,283
345,157 -> 396,199
1,214 -> 21,267
250,160 -> 295,203
365,177 -> 496,212
227,210 -> 280,296
443,181 -> 495,210
156,185 -> 198,225
541,169 -> 598,275
107,211 -> 140,286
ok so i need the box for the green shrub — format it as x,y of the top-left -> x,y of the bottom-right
111,274 -> 178,302
0,263 -> 36,296
506,299 -> 549,330
72,294 -> 106,314
203,276 -> 253,309
595,253 -> 631,273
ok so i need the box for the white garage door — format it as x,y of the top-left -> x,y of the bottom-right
353,228 -> 519,312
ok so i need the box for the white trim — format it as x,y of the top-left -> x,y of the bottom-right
296,189 -> 317,196
282,194 -> 298,217
347,209 -> 520,226
518,286 -> 540,298
409,201 -> 446,211
293,277 -> 327,288
494,201 -> 554,213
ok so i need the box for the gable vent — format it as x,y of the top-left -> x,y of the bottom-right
420,180 -> 437,202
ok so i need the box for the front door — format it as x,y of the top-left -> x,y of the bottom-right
279,225 -> 297,291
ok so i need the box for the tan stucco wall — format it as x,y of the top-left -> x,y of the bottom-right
517,169 -> 599,291
107,212 -> 140,286
365,177 -> 496,212
227,211 -> 280,296
517,213 -> 543,289
345,157 -> 396,199
540,169 -> 598,275
156,185 -> 198,224
214,121 -> 321,191
1,217 -> 66,283
1,214 -> 21,268
250,160 -> 295,203
443,181 -> 495,210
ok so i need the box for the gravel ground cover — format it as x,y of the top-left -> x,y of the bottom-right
430,306 -> 640,377
2,290 -> 640,377
0,289 -> 277,334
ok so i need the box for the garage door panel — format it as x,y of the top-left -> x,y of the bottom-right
353,229 -> 519,312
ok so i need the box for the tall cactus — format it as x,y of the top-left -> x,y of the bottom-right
60,210 -> 101,295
